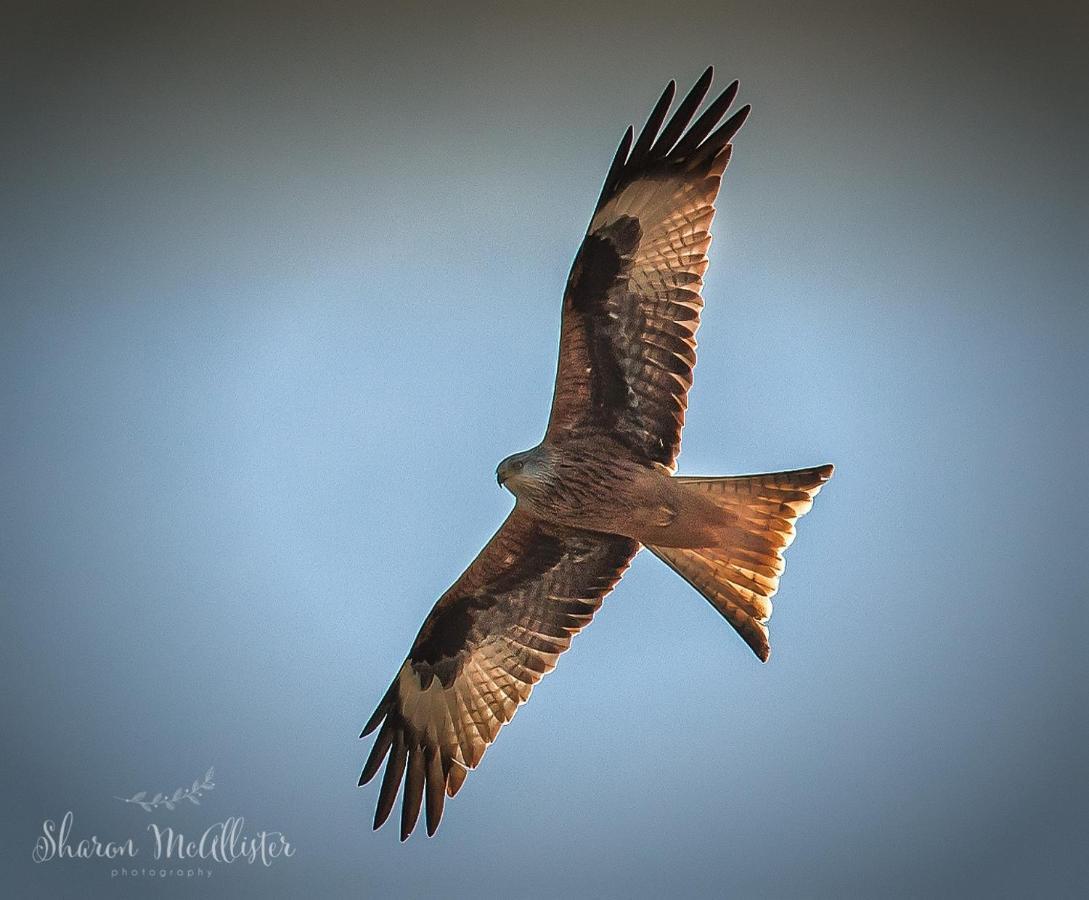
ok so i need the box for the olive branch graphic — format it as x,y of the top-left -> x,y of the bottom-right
116,767 -> 215,812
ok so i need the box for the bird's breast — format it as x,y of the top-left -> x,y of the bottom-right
520,447 -> 674,540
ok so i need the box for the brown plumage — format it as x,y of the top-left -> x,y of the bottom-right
360,67 -> 833,839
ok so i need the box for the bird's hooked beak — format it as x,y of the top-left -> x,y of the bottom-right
496,457 -> 523,490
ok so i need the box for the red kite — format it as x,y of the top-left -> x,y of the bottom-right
360,67 -> 833,839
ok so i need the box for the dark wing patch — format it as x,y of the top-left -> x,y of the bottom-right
566,216 -> 643,421
359,509 -> 638,840
409,529 -> 566,666
547,67 -> 751,468
567,216 -> 642,314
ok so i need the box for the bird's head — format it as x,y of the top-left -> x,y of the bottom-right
496,447 -> 547,497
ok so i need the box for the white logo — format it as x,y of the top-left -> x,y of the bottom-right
32,767 -> 295,881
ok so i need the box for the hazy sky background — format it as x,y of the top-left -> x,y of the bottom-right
2,1 -> 1085,897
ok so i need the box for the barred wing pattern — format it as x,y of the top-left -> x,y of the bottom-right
360,509 -> 637,839
546,67 -> 750,469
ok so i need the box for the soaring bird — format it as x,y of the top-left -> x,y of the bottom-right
360,67 -> 833,840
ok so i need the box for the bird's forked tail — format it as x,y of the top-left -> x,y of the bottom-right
646,464 -> 833,661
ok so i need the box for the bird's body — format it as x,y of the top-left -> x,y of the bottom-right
499,437 -> 730,548
360,67 -> 834,840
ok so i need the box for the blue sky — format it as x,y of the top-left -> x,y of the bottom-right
2,2 -> 1085,896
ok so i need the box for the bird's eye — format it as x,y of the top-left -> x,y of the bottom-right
512,460 -> 524,472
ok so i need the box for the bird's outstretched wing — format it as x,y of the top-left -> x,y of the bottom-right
360,509 -> 637,839
546,67 -> 749,469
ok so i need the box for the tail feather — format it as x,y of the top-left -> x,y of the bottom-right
648,464 -> 832,661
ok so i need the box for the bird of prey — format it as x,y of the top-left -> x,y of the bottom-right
360,67 -> 833,840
